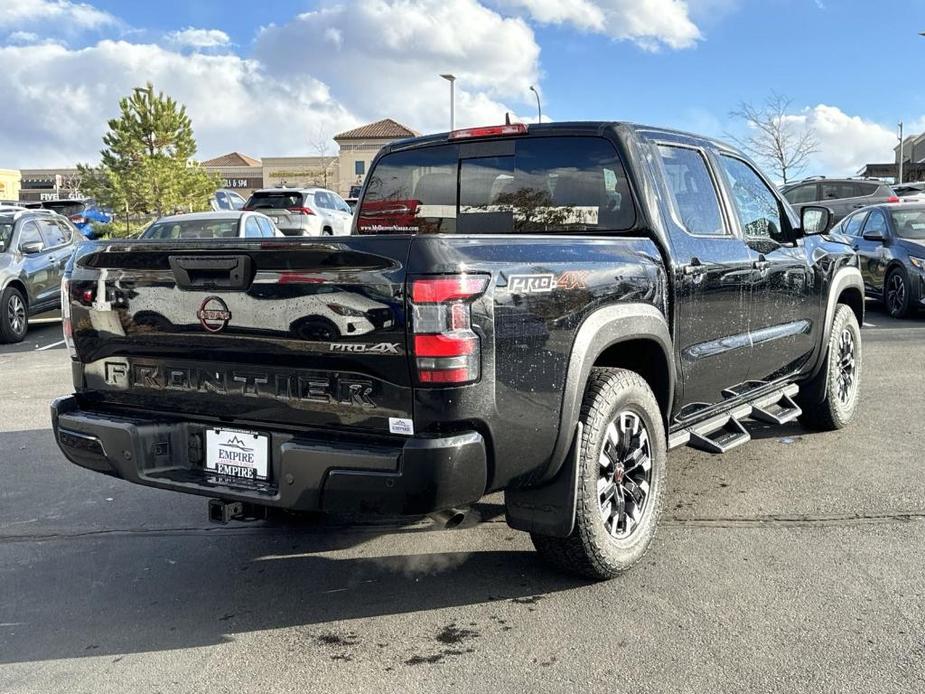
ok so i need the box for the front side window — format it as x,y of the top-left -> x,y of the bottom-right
862,209 -> 887,237
18,221 -> 43,249
657,145 -> 725,236
841,211 -> 866,237
718,155 -> 786,244
357,136 -> 635,235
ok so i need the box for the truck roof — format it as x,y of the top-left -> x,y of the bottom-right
383,121 -> 745,158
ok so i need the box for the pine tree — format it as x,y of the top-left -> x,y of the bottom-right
78,83 -> 221,218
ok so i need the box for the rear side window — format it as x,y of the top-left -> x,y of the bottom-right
38,218 -> 68,247
821,182 -> 857,201
357,136 -> 636,234
246,192 -> 302,210
859,182 -> 880,196
784,184 -> 818,204
244,216 -> 261,238
256,217 -> 275,236
656,145 -> 725,236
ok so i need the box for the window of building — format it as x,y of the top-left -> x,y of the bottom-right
355,160 -> 366,176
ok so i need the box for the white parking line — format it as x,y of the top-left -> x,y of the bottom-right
36,339 -> 65,351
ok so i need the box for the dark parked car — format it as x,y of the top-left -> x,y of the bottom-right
0,209 -> 81,342
829,202 -> 925,317
782,177 -> 897,225
53,121 -> 864,579
39,198 -> 112,238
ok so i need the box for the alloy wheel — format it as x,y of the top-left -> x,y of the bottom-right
7,294 -> 25,337
597,411 -> 652,539
887,273 -> 906,316
834,328 -> 857,405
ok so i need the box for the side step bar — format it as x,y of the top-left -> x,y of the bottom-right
668,384 -> 800,454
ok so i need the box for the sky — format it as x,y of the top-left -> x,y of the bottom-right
1,0 -> 923,177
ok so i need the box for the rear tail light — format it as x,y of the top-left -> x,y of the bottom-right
60,277 -> 77,359
886,195 -> 900,203
448,123 -> 528,140
287,206 -> 316,215
410,275 -> 489,385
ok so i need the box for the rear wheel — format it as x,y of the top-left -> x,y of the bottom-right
0,287 -> 27,344
531,368 -> 666,580
798,304 -> 862,431
885,268 -> 911,318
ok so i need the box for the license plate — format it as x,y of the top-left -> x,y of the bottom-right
205,428 -> 270,481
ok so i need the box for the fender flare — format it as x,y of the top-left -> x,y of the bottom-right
809,266 -> 864,382
505,303 -> 673,538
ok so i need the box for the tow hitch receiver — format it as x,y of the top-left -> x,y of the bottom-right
208,499 -> 268,524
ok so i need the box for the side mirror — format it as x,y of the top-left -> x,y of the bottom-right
862,229 -> 885,241
19,240 -> 44,255
801,205 -> 832,235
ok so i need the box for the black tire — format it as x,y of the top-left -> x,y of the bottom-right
0,286 -> 28,344
531,368 -> 666,580
884,267 -> 912,318
798,304 -> 862,431
322,227 -> 333,236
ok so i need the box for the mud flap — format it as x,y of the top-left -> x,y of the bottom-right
504,423 -> 582,538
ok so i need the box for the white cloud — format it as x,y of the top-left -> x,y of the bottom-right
501,0 -> 701,49
0,0 -> 116,29
167,27 -> 231,50
788,105 -> 897,176
254,0 -> 542,133
7,31 -> 40,44
0,40 -> 358,168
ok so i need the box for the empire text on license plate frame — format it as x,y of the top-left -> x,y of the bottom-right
205,428 -> 270,481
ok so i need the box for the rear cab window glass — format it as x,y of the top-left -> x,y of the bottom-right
357,136 -> 635,234
656,145 -> 725,236
246,192 -> 302,210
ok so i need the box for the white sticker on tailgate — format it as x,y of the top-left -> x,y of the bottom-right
205,428 -> 270,481
389,418 -> 414,436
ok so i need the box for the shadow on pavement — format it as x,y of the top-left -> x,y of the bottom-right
0,514 -> 587,665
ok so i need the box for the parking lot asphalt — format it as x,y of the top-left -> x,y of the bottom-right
1,304 -> 924,693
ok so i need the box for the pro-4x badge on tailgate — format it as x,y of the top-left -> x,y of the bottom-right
197,296 -> 232,333
329,342 -> 401,354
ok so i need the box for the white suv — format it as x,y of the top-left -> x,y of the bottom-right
243,188 -> 353,237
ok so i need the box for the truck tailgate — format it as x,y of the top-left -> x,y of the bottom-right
66,237 -> 413,435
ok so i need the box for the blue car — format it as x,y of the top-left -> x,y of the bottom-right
40,198 -> 111,239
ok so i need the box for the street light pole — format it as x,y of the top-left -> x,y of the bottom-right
898,120 -> 904,185
440,74 -> 456,131
529,85 -> 542,122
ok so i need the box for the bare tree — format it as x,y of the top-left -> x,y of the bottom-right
308,127 -> 336,189
728,93 -> 818,183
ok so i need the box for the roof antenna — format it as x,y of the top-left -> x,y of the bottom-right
505,112 -> 511,125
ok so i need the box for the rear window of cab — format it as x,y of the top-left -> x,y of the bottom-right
357,136 -> 636,235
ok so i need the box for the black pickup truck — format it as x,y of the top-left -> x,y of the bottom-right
52,122 -> 864,579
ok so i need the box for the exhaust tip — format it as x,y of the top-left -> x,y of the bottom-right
428,507 -> 468,529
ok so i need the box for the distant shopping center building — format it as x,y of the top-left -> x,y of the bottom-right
201,118 -> 419,199
858,131 -> 925,182
4,118 -> 419,203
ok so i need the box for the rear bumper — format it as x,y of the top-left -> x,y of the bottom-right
51,396 -> 487,516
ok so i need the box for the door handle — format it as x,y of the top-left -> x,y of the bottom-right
682,258 -> 705,276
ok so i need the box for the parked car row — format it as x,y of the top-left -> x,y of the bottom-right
242,187 -> 354,236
